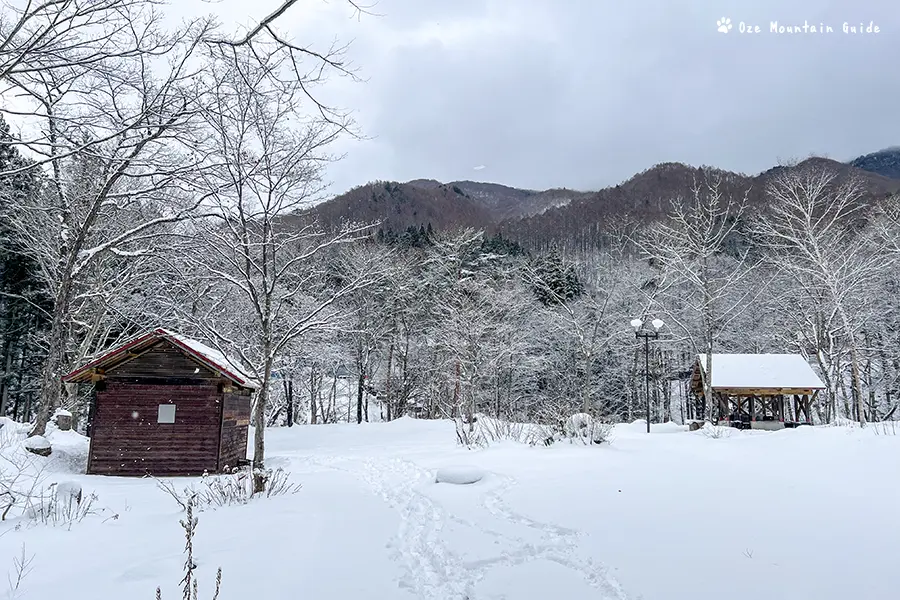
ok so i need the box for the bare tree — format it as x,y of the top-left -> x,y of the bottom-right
638,175 -> 755,421
755,167 -> 894,426
334,242 -> 396,424
0,0 -> 154,83
375,250 -> 424,421
523,253 -> 620,416
207,0 -> 370,133
176,53 -> 377,492
414,230 -> 538,428
3,6 -> 221,436
0,0 -> 371,437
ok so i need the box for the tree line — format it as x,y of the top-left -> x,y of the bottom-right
2,2 -> 899,492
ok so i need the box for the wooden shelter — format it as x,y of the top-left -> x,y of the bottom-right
63,328 -> 256,476
689,354 -> 824,429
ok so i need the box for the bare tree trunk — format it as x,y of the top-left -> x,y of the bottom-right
865,330 -> 876,422
12,346 -> 26,421
702,335 -> 714,422
31,282 -> 72,435
356,374 -> 364,424
0,335 -> 13,416
252,357 -> 274,493
309,365 -> 318,425
285,379 -> 293,427
849,344 -> 865,426
581,350 -> 592,414
452,360 -> 461,415
399,328 -> 410,418
385,339 -> 395,422
329,375 -> 337,423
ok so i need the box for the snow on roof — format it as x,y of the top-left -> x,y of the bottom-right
156,329 -> 258,389
697,354 -> 824,390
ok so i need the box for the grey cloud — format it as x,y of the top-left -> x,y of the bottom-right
188,0 -> 900,194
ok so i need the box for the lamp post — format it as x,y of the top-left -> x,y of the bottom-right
631,318 -> 664,433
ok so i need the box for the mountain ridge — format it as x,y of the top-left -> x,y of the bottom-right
850,147 -> 900,179
302,150 -> 900,248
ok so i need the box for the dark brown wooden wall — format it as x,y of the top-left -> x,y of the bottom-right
218,392 -> 251,471
88,381 -> 221,476
86,340 -> 255,476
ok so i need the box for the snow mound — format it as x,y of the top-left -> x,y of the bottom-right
24,435 -> 52,457
435,466 -> 486,485
24,435 -> 51,451
652,422 -> 688,434
45,428 -> 90,473
621,419 -> 649,431
0,416 -> 20,430
0,417 -> 31,443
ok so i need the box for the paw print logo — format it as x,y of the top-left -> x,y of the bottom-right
717,17 -> 732,33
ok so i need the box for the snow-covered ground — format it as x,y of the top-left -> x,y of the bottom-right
1,418 -> 899,599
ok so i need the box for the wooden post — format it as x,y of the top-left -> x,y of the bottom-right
55,411 -> 73,431
86,387 -> 98,437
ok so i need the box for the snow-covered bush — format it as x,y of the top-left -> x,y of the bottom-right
454,412 -> 613,448
1,443 -> 48,522
25,482 -> 99,529
559,412 -> 613,445
700,424 -> 734,439
874,421 -> 897,436
454,414 -> 551,448
156,467 -> 301,512
0,418 -> 30,448
454,416 -> 483,447
1,420 -> 94,525
2,451 -> 102,529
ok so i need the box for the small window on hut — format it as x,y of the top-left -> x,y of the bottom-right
157,404 -> 176,424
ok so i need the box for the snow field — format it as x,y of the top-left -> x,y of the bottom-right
1,418 -> 898,599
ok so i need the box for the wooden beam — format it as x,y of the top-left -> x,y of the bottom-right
713,387 -> 823,396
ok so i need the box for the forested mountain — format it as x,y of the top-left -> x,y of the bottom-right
306,157 -> 900,252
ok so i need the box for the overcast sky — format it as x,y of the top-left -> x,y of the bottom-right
190,0 -> 900,196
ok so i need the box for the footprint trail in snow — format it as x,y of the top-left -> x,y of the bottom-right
312,456 -> 632,600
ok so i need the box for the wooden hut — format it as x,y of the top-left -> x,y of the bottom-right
689,354 -> 824,429
62,328 -> 256,476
